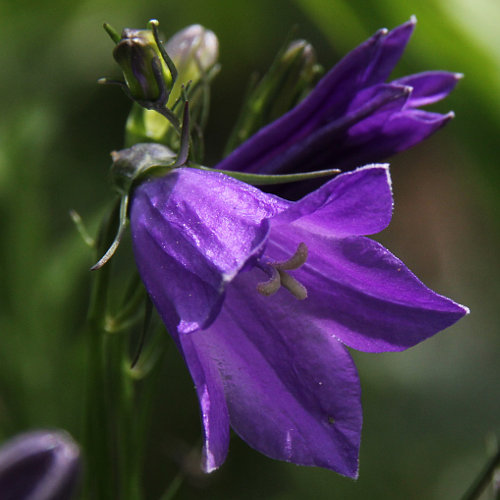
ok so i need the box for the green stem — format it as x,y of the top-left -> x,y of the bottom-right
83,201 -> 144,500
104,332 -> 141,500
83,203 -> 118,499
159,472 -> 184,500
462,446 -> 500,500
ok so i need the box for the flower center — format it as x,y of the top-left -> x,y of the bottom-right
256,242 -> 308,300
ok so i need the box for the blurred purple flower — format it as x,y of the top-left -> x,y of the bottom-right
0,430 -> 80,500
130,164 -> 468,477
217,17 -> 461,176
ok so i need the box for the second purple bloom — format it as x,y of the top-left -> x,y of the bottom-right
218,17 -> 461,176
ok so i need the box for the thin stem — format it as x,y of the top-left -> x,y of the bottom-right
83,201 -> 120,499
83,200 -> 144,500
159,472 -> 184,500
462,446 -> 500,500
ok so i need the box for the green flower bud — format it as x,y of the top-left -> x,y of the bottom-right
272,40 -> 319,117
124,24 -> 220,160
113,28 -> 172,103
224,38 -> 322,155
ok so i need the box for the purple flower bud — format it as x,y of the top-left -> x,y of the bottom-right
0,430 -> 81,500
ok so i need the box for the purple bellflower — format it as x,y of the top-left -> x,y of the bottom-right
130,164 -> 468,477
217,17 -> 461,176
0,430 -> 81,500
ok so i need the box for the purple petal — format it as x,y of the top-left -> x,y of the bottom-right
192,278 -> 362,477
0,430 -> 80,500
245,83 -> 411,175
295,108 -> 453,173
273,165 -> 393,237
341,109 -> 454,163
177,332 -> 230,472
394,71 -> 463,107
130,168 -> 286,333
264,230 -> 469,353
362,17 -> 416,87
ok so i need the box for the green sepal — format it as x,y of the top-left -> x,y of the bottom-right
193,165 -> 341,185
90,193 -> 129,271
103,23 -> 121,44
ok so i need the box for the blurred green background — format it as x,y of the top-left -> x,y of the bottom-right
0,0 -> 499,498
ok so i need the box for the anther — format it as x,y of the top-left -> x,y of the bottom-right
256,242 -> 308,300
279,271 -> 307,300
256,267 -> 281,296
274,242 -> 308,270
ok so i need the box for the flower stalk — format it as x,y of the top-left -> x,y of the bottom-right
84,202 -> 143,499
462,445 -> 500,500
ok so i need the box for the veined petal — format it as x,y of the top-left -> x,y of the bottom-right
272,165 -> 393,237
191,280 -> 362,477
130,168 -> 287,333
264,229 -> 469,353
394,71 -> 463,108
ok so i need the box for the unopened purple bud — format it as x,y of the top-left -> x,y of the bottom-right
0,430 -> 81,500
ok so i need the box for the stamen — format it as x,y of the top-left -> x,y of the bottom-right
278,270 -> 308,300
256,266 -> 281,296
256,242 -> 309,300
274,242 -> 308,270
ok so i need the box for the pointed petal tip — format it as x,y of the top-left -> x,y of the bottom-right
351,467 -> 360,480
354,163 -> 392,190
402,84 -> 413,95
202,459 -> 220,474
409,15 -> 418,25
357,162 -> 390,170
340,457 -> 360,479
333,454 -> 360,479
200,437 -> 226,474
454,72 -> 465,80
355,163 -> 390,176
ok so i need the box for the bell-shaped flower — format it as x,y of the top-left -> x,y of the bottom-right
130,164 -> 468,477
0,430 -> 81,500
217,17 -> 461,175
